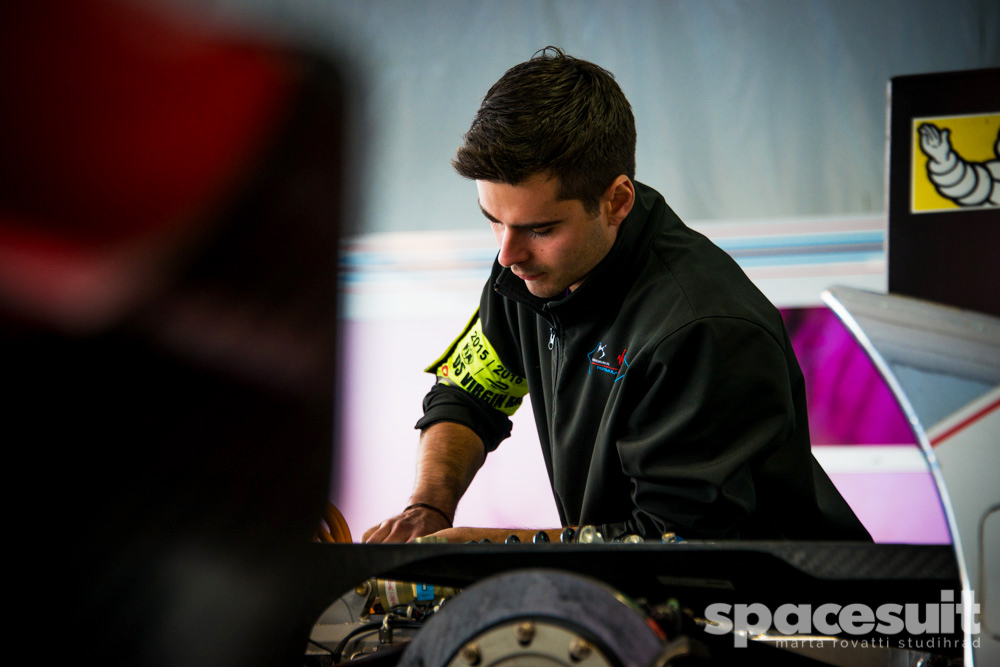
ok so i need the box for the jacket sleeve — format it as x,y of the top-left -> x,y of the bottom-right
414,309 -> 529,452
596,316 -> 804,541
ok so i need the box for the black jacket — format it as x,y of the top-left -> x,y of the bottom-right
417,182 -> 871,541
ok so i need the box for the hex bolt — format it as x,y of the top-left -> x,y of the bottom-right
569,638 -> 592,662
514,621 -> 535,645
459,642 -> 481,665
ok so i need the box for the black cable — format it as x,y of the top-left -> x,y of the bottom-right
331,622 -> 381,664
307,638 -> 334,655
330,619 -> 425,664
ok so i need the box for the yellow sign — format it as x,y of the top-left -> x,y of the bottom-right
911,113 -> 1000,213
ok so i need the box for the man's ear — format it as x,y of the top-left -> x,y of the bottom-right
604,175 -> 635,227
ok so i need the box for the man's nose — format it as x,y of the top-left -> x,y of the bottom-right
497,228 -> 529,267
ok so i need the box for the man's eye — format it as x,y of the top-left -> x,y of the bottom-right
528,228 -> 551,238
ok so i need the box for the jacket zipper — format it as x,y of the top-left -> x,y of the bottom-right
546,317 -> 562,459
545,313 -> 562,386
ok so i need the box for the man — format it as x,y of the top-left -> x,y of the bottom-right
363,48 -> 870,544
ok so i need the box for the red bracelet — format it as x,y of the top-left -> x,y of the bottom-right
405,502 -> 453,527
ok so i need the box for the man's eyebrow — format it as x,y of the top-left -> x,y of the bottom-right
478,202 -> 562,230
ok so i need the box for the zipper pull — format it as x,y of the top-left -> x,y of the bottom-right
548,328 -> 556,351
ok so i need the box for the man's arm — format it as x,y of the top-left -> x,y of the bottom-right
363,305 -> 529,543
362,421 -> 486,543
431,526 -> 568,543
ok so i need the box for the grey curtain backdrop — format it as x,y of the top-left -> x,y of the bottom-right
195,0 -> 999,235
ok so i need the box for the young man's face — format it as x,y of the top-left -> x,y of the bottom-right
477,173 -> 625,298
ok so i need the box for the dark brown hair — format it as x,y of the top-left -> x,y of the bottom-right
453,47 -> 636,215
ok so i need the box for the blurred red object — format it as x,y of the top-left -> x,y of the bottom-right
3,2 -> 346,666
0,0 -> 296,331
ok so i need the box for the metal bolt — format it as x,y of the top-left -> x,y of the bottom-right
569,638 -> 592,662
459,642 -> 481,665
378,615 -> 394,645
514,621 -> 535,645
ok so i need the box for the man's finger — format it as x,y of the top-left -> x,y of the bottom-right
363,520 -> 391,543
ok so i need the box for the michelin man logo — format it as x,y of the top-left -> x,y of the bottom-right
913,114 -> 1000,212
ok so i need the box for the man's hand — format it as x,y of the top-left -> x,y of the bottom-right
362,504 -> 453,543
362,422 -> 487,543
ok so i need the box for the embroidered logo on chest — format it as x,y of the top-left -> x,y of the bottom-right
587,341 -> 629,382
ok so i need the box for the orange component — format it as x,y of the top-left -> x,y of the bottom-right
316,502 -> 353,543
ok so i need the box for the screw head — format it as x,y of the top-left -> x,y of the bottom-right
514,621 -> 535,645
459,642 -> 481,665
569,637 -> 592,662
